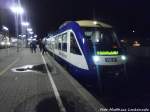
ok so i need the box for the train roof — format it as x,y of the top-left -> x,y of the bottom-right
59,20 -> 112,30
76,20 -> 112,28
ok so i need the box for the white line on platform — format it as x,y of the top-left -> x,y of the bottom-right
0,57 -> 20,76
41,54 -> 67,112
45,54 -> 106,112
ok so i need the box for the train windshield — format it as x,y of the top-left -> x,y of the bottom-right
82,27 -> 121,52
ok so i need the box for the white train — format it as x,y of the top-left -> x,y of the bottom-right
46,20 -> 127,88
0,35 -> 11,48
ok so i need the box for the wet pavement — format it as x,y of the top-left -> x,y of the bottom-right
11,64 -> 48,73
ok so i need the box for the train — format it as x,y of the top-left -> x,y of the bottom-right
0,35 -> 11,48
45,20 -> 127,89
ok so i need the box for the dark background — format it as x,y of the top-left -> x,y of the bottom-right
0,0 -> 150,38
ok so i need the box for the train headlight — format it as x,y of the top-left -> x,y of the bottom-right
92,56 -> 99,62
121,55 -> 126,61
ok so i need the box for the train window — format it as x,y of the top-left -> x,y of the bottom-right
55,36 -> 58,49
58,35 -> 62,50
52,37 -> 55,50
82,27 -> 120,49
70,33 -> 81,55
62,33 -> 67,52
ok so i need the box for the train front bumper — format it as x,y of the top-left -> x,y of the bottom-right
99,64 -> 126,77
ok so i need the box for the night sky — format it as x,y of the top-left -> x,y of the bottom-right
0,0 -> 150,38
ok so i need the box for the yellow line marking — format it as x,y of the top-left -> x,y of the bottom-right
0,57 -> 20,76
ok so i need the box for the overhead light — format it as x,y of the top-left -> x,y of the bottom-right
10,5 -> 24,15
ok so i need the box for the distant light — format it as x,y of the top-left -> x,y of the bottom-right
133,41 -> 140,47
121,55 -> 126,61
6,42 -> 11,46
93,21 -> 97,25
2,26 -> 9,31
135,41 -> 138,43
11,38 -> 17,42
92,56 -> 99,62
21,22 -> 29,26
19,35 -> 26,37
96,39 -> 99,42
32,38 -> 36,41
34,35 -> 37,38
1,42 -> 5,45
22,35 -> 26,37
121,39 -> 124,42
10,5 -> 24,15
58,38 -> 61,41
27,28 -> 32,32
28,38 -> 32,41
29,32 -> 34,34
132,30 -> 135,33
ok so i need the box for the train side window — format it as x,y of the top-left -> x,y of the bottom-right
58,35 -> 62,50
70,33 -> 81,55
52,37 -> 55,50
62,33 -> 67,52
55,36 -> 58,49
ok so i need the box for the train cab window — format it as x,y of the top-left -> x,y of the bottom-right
58,35 -> 62,50
70,33 -> 81,55
62,33 -> 67,52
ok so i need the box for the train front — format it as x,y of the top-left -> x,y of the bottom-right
82,27 -> 127,84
